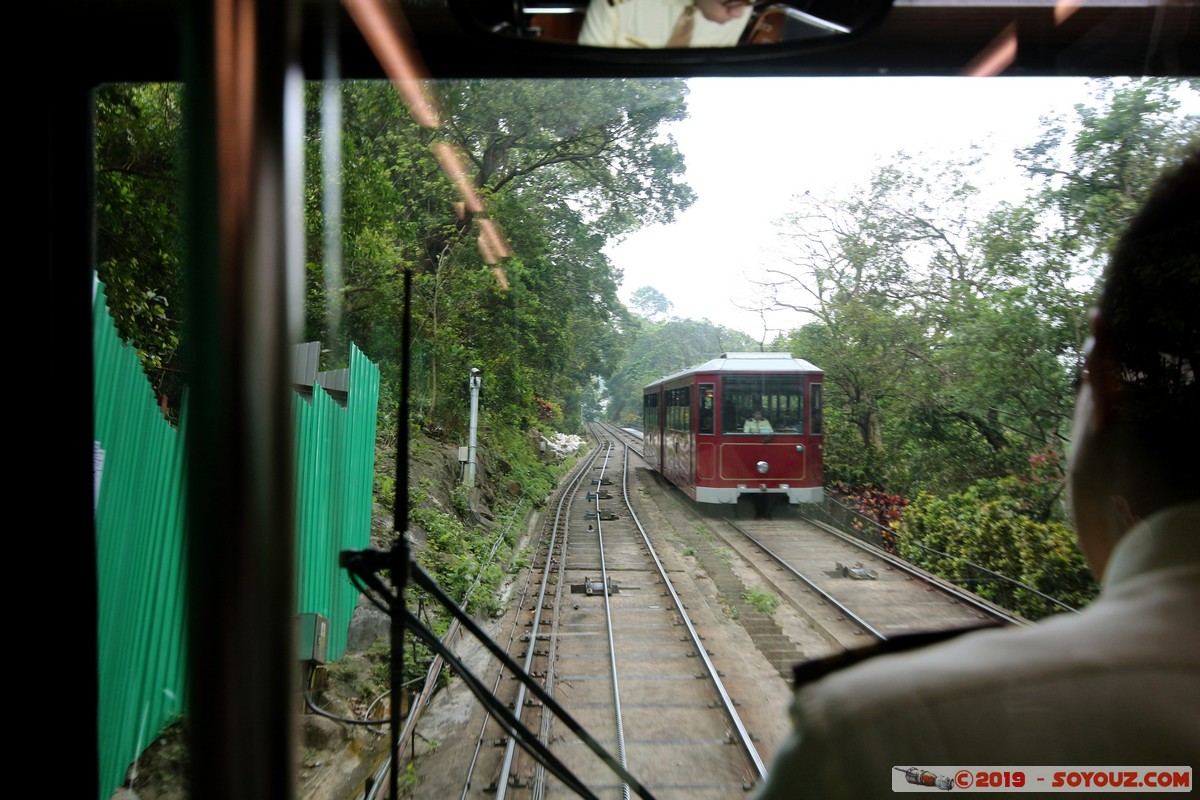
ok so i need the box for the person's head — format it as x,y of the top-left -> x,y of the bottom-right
1068,150 -> 1200,576
695,0 -> 749,24
752,409 -> 765,420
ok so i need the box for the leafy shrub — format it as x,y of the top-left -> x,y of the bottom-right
899,474 -> 1097,619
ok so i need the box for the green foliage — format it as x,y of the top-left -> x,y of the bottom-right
450,482 -> 472,516
769,80 -> 1199,503
481,424 -> 562,505
898,469 -> 1097,619
742,588 -> 780,615
604,316 -> 759,427
819,402 -> 890,486
376,473 -> 396,510
399,763 -> 420,794
1018,79 -> 1200,259
326,645 -> 391,703
94,83 -> 185,410
302,79 -> 696,441
410,484 -> 505,616
508,548 -> 531,573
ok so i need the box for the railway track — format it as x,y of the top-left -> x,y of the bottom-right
390,423 -> 1023,799
484,426 -> 767,799
722,517 -> 1019,643
597,422 -> 1022,670
392,425 -> 786,800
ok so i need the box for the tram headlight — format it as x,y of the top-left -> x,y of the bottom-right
756,460 -> 769,475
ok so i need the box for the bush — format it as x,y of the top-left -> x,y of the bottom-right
899,475 -> 1098,619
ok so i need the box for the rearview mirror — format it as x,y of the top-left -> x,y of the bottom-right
454,0 -> 892,50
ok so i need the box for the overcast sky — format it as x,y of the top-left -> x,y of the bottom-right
610,76 -> 1105,341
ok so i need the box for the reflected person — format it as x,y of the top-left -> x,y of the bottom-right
752,152 -> 1200,798
578,0 -> 753,48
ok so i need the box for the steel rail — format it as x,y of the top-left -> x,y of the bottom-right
600,421 -> 1028,627
494,441 -> 606,798
795,517 -> 1027,626
618,445 -> 769,782
593,438 -> 633,800
455,505 -> 554,800
360,501 -> 529,800
532,425 -> 610,800
530,464 -> 575,800
726,518 -> 889,641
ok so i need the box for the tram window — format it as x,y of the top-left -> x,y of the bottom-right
723,376 -> 804,434
668,387 -> 691,432
698,384 -> 715,434
810,383 -> 823,435
644,392 -> 658,430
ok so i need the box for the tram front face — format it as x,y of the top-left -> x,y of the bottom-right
699,373 -> 823,504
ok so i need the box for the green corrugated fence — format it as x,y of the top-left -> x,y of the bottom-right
94,282 -> 189,800
93,282 -> 380,799
293,345 -> 380,659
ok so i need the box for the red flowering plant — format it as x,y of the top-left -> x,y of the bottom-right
828,483 -> 910,552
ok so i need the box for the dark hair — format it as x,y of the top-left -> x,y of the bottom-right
1099,150 -> 1199,490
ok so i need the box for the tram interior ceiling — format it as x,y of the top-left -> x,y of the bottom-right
61,0 -> 1198,797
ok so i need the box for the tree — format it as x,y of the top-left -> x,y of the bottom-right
94,83 -> 185,408
630,286 -> 673,319
1018,79 -> 1200,259
762,78 -> 1199,577
604,316 -> 758,426
764,156 -> 987,456
300,79 -> 696,433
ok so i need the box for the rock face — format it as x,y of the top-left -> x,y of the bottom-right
347,595 -> 391,652
302,714 -> 346,751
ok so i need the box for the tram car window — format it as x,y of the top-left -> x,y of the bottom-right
723,375 -> 804,434
64,0 -> 1198,797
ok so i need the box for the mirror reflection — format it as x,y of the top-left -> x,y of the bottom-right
475,0 -> 870,48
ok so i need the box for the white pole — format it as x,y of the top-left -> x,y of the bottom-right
466,367 -> 481,487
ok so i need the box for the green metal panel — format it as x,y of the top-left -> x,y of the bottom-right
93,284 -> 188,800
293,344 -> 379,660
94,280 -> 380,798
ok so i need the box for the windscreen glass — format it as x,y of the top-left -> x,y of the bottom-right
92,74 -> 1199,796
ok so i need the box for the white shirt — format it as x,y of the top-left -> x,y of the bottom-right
753,502 -> 1200,799
578,0 -> 751,48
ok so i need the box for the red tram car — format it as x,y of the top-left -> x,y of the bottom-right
643,352 -> 824,506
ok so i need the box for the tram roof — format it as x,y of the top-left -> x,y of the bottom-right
645,352 -> 822,390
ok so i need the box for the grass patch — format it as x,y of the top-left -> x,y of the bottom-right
742,588 -> 780,615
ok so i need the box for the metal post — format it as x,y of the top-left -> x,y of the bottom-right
466,367 -> 482,487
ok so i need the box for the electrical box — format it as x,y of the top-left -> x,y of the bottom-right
295,613 -> 329,665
